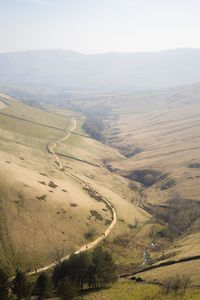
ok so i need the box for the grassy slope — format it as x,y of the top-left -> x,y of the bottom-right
0,93 -> 147,274
107,85 -> 200,204
97,85 -> 200,261
67,85 -> 200,289
53,116 -> 150,263
79,279 -> 200,300
139,260 -> 200,286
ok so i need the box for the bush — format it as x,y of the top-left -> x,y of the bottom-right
70,203 -> 78,207
113,235 -> 130,246
189,162 -> 200,168
163,274 -> 191,295
58,277 -> 77,300
0,269 -> 9,300
12,270 -> 32,300
128,218 -> 139,229
160,178 -> 176,190
48,181 -> 58,188
84,229 -> 96,240
90,210 -> 103,221
35,273 -> 51,299
150,194 -> 200,242
127,169 -> 166,187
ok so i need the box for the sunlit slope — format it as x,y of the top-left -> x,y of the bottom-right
0,93 -> 148,273
0,94 -> 108,272
54,126 -> 149,223
106,84 -> 200,203
0,94 -> 67,130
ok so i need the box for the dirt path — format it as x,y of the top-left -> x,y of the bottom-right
27,117 -> 117,276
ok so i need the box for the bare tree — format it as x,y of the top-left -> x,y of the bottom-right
167,193 -> 183,243
162,274 -> 191,296
181,275 -> 191,294
51,244 -> 67,264
163,277 -> 172,295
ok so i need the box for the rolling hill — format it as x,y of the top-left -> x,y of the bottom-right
68,82 -> 200,279
1,48 -> 200,92
0,92 -> 148,275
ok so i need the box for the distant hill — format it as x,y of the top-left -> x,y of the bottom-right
1,48 -> 200,91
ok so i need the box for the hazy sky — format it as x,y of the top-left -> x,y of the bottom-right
0,0 -> 200,53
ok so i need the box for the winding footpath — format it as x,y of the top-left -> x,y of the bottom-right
28,118 -> 117,276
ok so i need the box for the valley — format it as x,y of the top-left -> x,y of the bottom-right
0,86 -> 199,299
0,93 -> 147,276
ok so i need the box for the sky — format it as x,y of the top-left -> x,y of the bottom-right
0,0 -> 200,54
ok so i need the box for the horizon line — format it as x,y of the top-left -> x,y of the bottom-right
1,47 -> 200,56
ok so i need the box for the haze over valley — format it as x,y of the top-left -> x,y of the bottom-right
1,48 -> 200,92
0,1 -> 200,299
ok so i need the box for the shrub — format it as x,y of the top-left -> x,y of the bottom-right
189,162 -> 200,168
84,229 -> 96,240
127,169 -> 166,187
48,181 -> 58,188
160,178 -> 176,190
105,219 -> 112,226
58,277 -> 77,300
0,269 -> 9,300
70,203 -> 78,207
36,195 -> 47,201
12,270 -> 32,300
35,273 -> 51,299
162,274 -> 191,295
90,210 -> 103,221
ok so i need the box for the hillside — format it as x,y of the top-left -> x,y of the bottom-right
0,88 -> 199,299
104,83 -> 200,205
68,83 -> 200,276
1,48 -> 200,93
0,93 -> 148,274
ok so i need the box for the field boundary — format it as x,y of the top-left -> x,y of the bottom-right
0,111 -> 65,132
119,255 -> 200,279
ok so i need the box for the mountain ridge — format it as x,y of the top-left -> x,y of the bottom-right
1,48 -> 200,91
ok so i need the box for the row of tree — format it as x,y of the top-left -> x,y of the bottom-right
53,247 -> 116,291
0,247 -> 116,300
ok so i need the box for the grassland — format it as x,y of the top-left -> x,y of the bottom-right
0,93 -> 147,276
1,88 -> 199,297
138,260 -> 200,286
64,84 -> 200,291
73,84 -> 200,259
77,279 -> 200,300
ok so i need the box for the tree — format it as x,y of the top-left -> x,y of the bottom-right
51,244 -> 67,264
0,269 -> 9,300
35,272 -> 51,300
181,275 -> 191,294
168,193 -> 183,243
53,252 -> 92,291
58,277 -> 77,300
12,270 -> 32,300
171,274 -> 182,294
52,247 -> 116,293
68,252 -> 92,291
163,277 -> 172,295
90,247 -> 116,289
